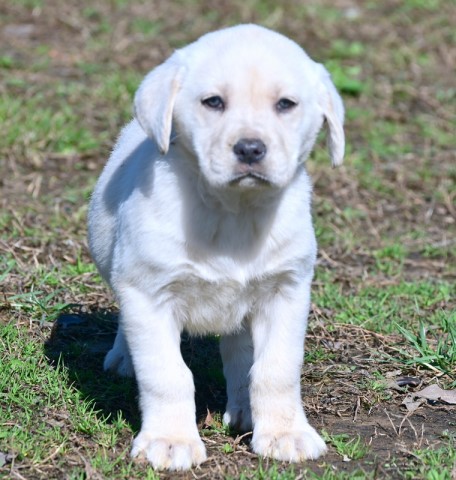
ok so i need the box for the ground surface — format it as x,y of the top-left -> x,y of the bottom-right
0,0 -> 455,479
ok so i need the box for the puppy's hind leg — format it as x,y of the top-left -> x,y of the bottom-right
104,322 -> 135,377
220,326 -> 253,432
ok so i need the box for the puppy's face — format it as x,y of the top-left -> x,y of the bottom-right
174,52 -> 323,189
135,25 -> 345,190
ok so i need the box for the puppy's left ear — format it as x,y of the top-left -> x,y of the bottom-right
134,56 -> 185,154
317,64 -> 345,167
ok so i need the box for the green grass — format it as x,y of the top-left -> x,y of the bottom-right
393,318 -> 456,383
362,373 -> 394,403
322,431 -> 370,461
325,60 -> 365,96
1,325 -> 113,455
201,412 -> 232,437
305,469 -> 375,480
305,345 -> 335,364
0,93 -> 105,156
314,277 -> 453,333
387,440 -> 456,480
0,322 -> 160,479
0,70 -> 141,160
234,463 -> 298,480
6,289 -> 72,323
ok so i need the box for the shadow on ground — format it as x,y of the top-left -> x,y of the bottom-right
43,311 -> 456,478
44,310 -> 227,431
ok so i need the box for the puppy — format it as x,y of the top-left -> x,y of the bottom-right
88,24 -> 344,470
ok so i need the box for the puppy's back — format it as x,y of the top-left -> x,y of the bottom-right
87,120 -> 152,283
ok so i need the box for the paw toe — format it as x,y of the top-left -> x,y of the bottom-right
131,433 -> 207,470
252,427 -> 327,461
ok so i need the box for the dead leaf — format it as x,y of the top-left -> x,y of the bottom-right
0,452 -> 14,468
403,384 -> 456,412
402,395 -> 426,413
322,339 -> 344,351
204,409 -> 214,428
413,384 -> 456,404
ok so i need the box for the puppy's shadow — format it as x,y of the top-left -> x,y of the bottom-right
44,309 -> 227,431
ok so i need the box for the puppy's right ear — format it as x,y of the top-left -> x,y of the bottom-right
134,57 -> 185,154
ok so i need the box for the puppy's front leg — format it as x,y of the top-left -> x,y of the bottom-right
250,277 -> 327,462
118,286 -> 206,470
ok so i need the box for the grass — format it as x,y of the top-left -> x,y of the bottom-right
306,469 -> 375,480
234,463 -> 298,480
386,440 -> 456,480
2,325 -> 99,459
393,319 -> 456,383
5,289 -> 72,323
0,320 -> 156,479
0,93 -> 107,156
314,277 -> 453,333
322,431 -> 370,461
1,0 -> 455,478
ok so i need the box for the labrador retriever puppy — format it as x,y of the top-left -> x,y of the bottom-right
88,24 -> 344,470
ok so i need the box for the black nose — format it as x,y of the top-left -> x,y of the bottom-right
233,138 -> 267,165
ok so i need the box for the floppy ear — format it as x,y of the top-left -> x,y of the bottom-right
316,64 -> 345,167
134,57 -> 185,154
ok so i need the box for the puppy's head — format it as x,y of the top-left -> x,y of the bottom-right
134,24 -> 345,190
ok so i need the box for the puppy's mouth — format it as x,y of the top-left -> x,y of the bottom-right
229,171 -> 271,187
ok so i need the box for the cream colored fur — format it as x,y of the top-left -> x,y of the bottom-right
88,24 -> 344,471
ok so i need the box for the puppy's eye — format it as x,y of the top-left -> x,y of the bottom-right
202,95 -> 225,111
276,98 -> 298,112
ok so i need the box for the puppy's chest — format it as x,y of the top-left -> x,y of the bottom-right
167,272 -> 288,335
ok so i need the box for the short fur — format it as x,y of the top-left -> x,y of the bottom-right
88,24 -> 345,470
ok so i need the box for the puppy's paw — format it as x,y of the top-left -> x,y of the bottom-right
252,425 -> 327,462
131,432 -> 207,470
223,405 -> 252,432
103,346 -> 134,377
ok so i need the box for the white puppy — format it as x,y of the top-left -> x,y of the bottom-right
88,24 -> 344,470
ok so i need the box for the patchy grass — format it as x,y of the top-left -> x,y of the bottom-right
393,318 -> 456,383
1,324 -> 125,467
388,439 -> 456,480
314,277 -> 453,333
1,0 -> 455,478
321,431 -> 370,461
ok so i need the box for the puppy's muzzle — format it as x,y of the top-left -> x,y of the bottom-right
233,138 -> 267,165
